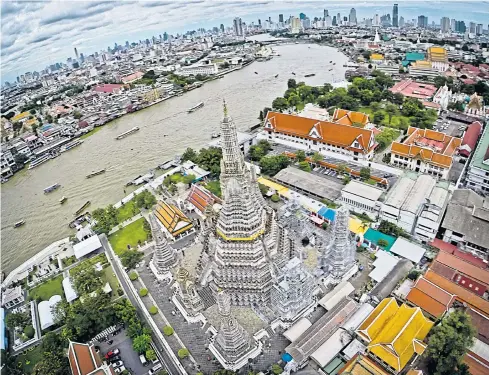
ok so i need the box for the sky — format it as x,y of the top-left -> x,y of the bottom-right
1,0 -> 488,84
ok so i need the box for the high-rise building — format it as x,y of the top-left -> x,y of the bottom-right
74,47 -> 79,60
220,23 -> 225,33
451,18 -> 456,31
399,16 -> 405,27
332,16 -> 337,26
455,20 -> 466,33
337,13 -> 341,25
290,17 -> 301,33
374,14 -> 380,26
233,17 -> 243,36
299,12 -> 306,20
163,32 -> 168,41
303,17 -> 311,29
476,23 -> 483,35
392,4 -> 399,27
197,102 -> 293,305
324,9 -> 328,19
349,8 -> 357,25
418,15 -> 428,28
258,19 -> 261,26
469,22 -> 476,34
441,17 -> 451,33
279,14 -> 284,23
324,15 -> 331,27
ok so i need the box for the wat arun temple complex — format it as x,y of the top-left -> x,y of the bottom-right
147,102 -> 358,372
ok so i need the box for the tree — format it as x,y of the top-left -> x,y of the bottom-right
249,145 -> 266,161
73,111 -> 82,119
287,78 -> 297,89
336,163 -> 348,175
33,351 -> 69,375
298,161 -> 311,172
5,311 -> 30,329
197,147 -> 222,176
259,155 -> 290,176
407,270 -> 421,281
425,310 -> 476,375
311,151 -> 322,164
23,325 -> 35,339
385,104 -> 398,124
272,364 -> 283,374
287,93 -> 301,108
129,271 -> 138,281
392,92 -> 404,105
271,194 -> 280,202
378,220 -> 407,237
163,325 -> 174,336
146,348 -> 157,361
139,288 -> 148,297
295,150 -> 306,162
377,239 -> 389,248
133,334 -> 152,353
71,262 -> 103,295
373,111 -> 385,124
258,183 -> 269,196
182,174 -> 196,185
360,167 -> 371,180
178,348 -> 189,359
149,306 -> 158,315
272,97 -> 289,111
135,190 -> 156,210
401,98 -> 422,116
181,147 -> 198,163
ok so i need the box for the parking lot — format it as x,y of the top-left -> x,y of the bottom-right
97,329 -> 150,375
433,115 -> 467,138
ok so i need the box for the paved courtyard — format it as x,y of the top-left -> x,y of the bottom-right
137,254 -> 291,374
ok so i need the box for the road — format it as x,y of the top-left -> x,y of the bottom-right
100,234 -> 182,375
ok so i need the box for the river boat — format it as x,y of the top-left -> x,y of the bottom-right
132,170 -> 155,186
59,196 -> 68,204
188,102 -> 204,113
333,63 -> 336,65
305,73 -> 315,77
86,169 -> 106,178
28,154 -> 51,170
211,133 -> 220,139
14,220 -> 25,228
330,60 -> 332,63
291,72 -> 296,75
75,201 -> 91,216
44,183 -> 60,194
115,127 -> 139,140
69,213 -> 90,228
60,139 -> 84,153
254,72 -> 258,74
274,74 -> 279,78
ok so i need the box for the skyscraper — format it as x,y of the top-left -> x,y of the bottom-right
324,9 -> 328,19
441,17 -> 450,33
469,22 -> 476,34
220,23 -> 225,33
374,14 -> 380,26
349,8 -> 357,25
299,12 -> 306,20
74,47 -> 79,60
279,14 -> 284,23
337,13 -> 341,25
399,16 -> 405,27
476,24 -> 483,35
418,15 -> 428,28
451,18 -> 456,31
392,4 -> 399,27
233,17 -> 243,36
332,16 -> 337,26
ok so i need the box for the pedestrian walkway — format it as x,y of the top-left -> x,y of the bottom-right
108,213 -> 143,235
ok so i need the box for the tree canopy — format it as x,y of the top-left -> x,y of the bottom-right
259,155 -> 290,176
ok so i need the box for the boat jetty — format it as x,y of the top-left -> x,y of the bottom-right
44,183 -> 61,194
60,139 -> 84,153
126,170 -> 155,186
74,201 -> 91,216
187,102 -> 204,113
115,126 -> 139,140
86,169 -> 106,178
28,154 -> 52,170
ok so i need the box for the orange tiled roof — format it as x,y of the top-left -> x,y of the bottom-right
332,108 -> 370,127
406,277 -> 456,318
424,270 -> 489,316
435,251 -> 489,286
155,200 -> 192,237
265,111 -> 374,152
464,352 -> 489,375
186,184 -> 220,213
68,342 -> 99,375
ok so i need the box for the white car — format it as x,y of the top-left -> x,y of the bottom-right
114,366 -> 126,373
112,361 -> 124,368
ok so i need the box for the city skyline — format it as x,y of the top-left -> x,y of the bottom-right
2,1 -> 488,83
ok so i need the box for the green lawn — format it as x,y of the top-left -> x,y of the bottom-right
69,253 -> 108,276
16,344 -> 43,374
359,106 -> 411,129
29,275 -> 63,301
79,126 -> 103,139
108,217 -> 149,255
205,181 -> 222,198
116,200 -> 138,222
102,264 -> 120,295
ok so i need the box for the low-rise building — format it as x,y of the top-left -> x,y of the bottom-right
459,121 -> 482,158
340,180 -> 383,219
380,173 -> 450,242
465,121 -> 489,193
441,189 -> 489,258
427,46 -> 449,72
177,63 -> 218,77
155,200 -> 194,240
390,127 -> 461,179
356,297 -> 433,374
1,286 -> 25,308
68,341 -> 115,375
389,79 -> 437,101
263,111 -> 377,161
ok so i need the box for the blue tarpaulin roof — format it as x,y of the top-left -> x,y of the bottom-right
364,228 -> 397,251
318,206 -> 336,222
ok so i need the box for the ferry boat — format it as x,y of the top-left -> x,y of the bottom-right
115,127 -> 140,140
187,102 -> 204,113
14,219 -> 25,228
74,201 -> 91,216
86,169 -> 106,178
60,139 -> 84,153
305,73 -> 315,77
44,183 -> 61,194
28,154 -> 51,170
59,196 -> 68,204
211,133 -> 220,139
254,72 -> 258,74
274,74 -> 279,78
291,72 -> 296,75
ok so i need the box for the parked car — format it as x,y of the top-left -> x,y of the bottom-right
112,361 -> 124,368
149,363 -> 163,375
109,355 -> 121,363
114,366 -> 126,373
105,349 -> 120,359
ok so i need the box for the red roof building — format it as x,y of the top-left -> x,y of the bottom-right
93,84 -> 123,94
460,121 -> 482,157
390,79 -> 437,100
68,341 -> 115,375
186,184 -> 221,216
431,239 -> 488,269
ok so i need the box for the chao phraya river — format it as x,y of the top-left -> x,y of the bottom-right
1,42 -> 348,274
